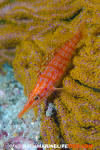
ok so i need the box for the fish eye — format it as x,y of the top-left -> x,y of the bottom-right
34,94 -> 39,101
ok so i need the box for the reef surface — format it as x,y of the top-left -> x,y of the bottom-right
0,63 -> 42,150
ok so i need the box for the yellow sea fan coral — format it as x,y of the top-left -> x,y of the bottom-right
0,0 -> 8,8
63,76 -> 100,107
0,22 -> 28,67
41,115 -> 61,150
70,66 -> 100,88
2,2 -> 35,23
13,40 -> 44,95
70,33 -> 100,88
0,48 -> 15,67
0,0 -> 83,23
10,0 -> 100,148
54,98 -> 99,148
60,92 -> 99,127
0,24 -> 25,49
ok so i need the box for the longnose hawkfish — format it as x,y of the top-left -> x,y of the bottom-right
18,24 -> 85,118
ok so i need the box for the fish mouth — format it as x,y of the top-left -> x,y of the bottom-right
17,99 -> 43,119
18,100 -> 33,119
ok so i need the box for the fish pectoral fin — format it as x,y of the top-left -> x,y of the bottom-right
53,87 -> 64,91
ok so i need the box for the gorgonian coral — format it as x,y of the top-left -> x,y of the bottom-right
2,0 -> 99,149
41,115 -> 61,148
0,0 -> 32,68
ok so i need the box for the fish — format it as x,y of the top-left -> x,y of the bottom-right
18,24 -> 85,119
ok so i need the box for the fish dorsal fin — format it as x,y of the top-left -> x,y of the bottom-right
35,40 -> 68,77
